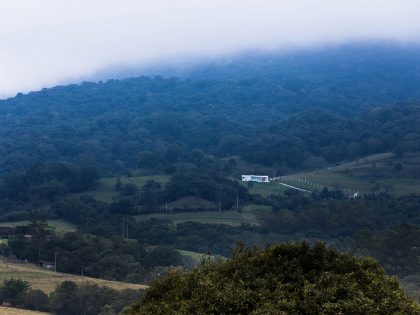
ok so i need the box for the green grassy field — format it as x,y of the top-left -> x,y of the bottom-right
276,152 -> 420,196
0,220 -> 76,234
176,249 -> 224,265
243,181 -> 291,197
71,175 -> 171,203
0,259 -> 147,294
176,249 -> 209,263
135,204 -> 270,227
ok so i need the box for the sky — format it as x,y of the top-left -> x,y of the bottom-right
1,0 -> 420,97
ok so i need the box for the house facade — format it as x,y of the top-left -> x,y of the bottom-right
241,175 -> 270,183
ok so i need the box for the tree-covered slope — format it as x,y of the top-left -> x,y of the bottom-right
0,44 -> 420,174
245,103 -> 420,167
110,43 -> 420,112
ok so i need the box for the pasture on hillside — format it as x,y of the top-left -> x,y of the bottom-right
276,152 -> 420,196
0,306 -> 50,315
0,260 -> 147,294
135,204 -> 270,227
70,175 -> 171,203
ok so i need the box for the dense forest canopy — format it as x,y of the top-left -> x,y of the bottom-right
106,43 -> 420,109
1,44 -> 420,174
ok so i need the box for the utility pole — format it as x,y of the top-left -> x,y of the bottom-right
126,220 -> 129,239
54,251 -> 57,273
236,192 -> 239,208
82,266 -> 84,277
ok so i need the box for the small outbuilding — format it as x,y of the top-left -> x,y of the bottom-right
0,227 -> 13,239
40,260 -> 55,270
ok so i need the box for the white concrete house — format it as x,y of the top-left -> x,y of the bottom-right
241,175 -> 270,183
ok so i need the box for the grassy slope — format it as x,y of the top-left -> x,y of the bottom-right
243,181 -> 304,197
64,153 -> 420,203
0,307 -> 50,315
0,260 -> 147,294
135,204 -> 271,227
277,152 -> 420,196
69,173 -> 275,227
176,249 -> 224,266
177,249 -> 207,262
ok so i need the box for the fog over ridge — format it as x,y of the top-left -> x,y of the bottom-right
1,0 -> 420,97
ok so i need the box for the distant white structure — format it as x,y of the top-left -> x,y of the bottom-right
241,175 -> 270,183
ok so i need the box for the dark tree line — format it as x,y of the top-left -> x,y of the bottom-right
0,278 -> 142,315
0,163 -> 100,222
352,224 -> 420,277
0,163 -> 99,200
259,191 -> 420,237
3,221 -> 184,283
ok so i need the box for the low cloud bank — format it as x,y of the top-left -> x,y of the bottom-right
1,0 -> 420,97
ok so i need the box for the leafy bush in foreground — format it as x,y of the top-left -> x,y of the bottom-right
124,242 -> 420,315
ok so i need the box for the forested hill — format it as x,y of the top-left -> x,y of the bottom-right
115,42 -> 420,111
244,104 -> 420,167
0,44 -> 420,174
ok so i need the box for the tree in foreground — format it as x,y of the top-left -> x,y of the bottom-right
124,242 -> 420,315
